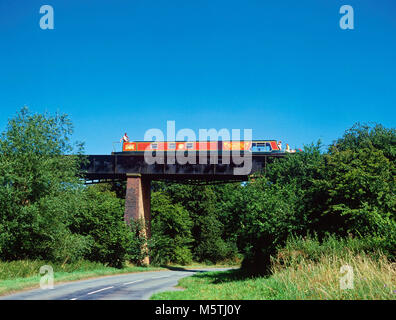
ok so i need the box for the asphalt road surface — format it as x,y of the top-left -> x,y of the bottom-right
0,268 -> 231,300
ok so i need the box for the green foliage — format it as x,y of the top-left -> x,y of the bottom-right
152,237 -> 396,300
150,192 -> 193,265
69,184 -> 133,268
317,146 -> 395,234
274,234 -> 387,267
1,107 -> 394,279
332,123 -> 396,163
151,183 -> 238,264
0,259 -> 162,296
0,108 -> 136,268
235,177 -> 306,274
0,106 -> 84,204
224,123 -> 395,274
0,107 -> 88,262
216,144 -> 323,274
150,123 -> 395,270
0,260 -> 106,281
314,124 -> 396,257
128,219 -> 150,264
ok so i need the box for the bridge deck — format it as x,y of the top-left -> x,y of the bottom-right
82,153 -> 286,182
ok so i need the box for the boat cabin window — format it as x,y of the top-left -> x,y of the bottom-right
251,142 -> 271,152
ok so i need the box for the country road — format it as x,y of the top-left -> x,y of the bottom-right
0,268 -> 231,300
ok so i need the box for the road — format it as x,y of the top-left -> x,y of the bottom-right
0,268 -> 230,300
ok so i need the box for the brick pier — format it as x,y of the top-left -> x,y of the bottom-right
124,174 -> 151,265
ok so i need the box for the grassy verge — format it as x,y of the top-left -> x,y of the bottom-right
0,259 -> 239,296
0,260 -> 163,296
151,237 -> 396,300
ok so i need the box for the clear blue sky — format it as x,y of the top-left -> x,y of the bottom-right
0,0 -> 395,154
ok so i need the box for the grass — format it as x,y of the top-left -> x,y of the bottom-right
151,237 -> 396,300
0,259 -> 239,296
0,260 -> 163,296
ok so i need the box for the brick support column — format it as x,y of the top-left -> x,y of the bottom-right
124,174 -> 151,265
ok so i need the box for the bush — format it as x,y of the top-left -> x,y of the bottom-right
69,184 -> 133,268
0,107 -> 87,262
150,192 -> 193,265
128,219 -> 150,265
152,183 -> 240,264
232,123 -> 395,274
273,235 -> 387,268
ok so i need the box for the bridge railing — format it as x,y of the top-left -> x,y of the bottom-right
112,141 -> 122,153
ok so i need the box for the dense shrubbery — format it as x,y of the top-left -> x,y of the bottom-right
0,108 -> 86,262
273,234 -> 388,267
150,191 -> 193,265
150,183 -> 239,264
232,124 -> 396,274
149,123 -> 394,273
0,108 -> 133,268
68,184 -> 134,268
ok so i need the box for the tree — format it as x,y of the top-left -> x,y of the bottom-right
223,143 -> 325,274
150,191 -> 193,265
316,124 -> 396,256
332,123 -> 396,163
69,184 -> 133,268
0,107 -> 88,261
152,182 -> 238,263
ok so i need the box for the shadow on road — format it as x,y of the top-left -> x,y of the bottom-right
184,268 -> 266,284
159,265 -> 219,273
157,265 -> 257,285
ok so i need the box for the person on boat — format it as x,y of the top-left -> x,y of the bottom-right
120,132 -> 129,143
277,140 -> 282,151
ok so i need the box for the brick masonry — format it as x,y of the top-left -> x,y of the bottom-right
124,174 -> 151,264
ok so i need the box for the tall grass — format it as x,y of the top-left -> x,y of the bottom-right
152,236 -> 396,300
271,253 -> 395,299
274,234 -> 391,265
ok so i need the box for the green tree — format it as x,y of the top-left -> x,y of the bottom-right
332,123 -> 396,163
0,108 -> 136,267
153,182 -> 237,263
0,107 -> 88,262
315,124 -> 396,256
222,143 -> 325,274
69,184 -> 133,268
150,191 -> 193,265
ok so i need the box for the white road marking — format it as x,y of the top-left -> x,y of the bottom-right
87,286 -> 114,295
124,279 -> 144,285
152,276 -> 171,279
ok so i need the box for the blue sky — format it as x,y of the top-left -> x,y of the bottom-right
0,0 -> 395,154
